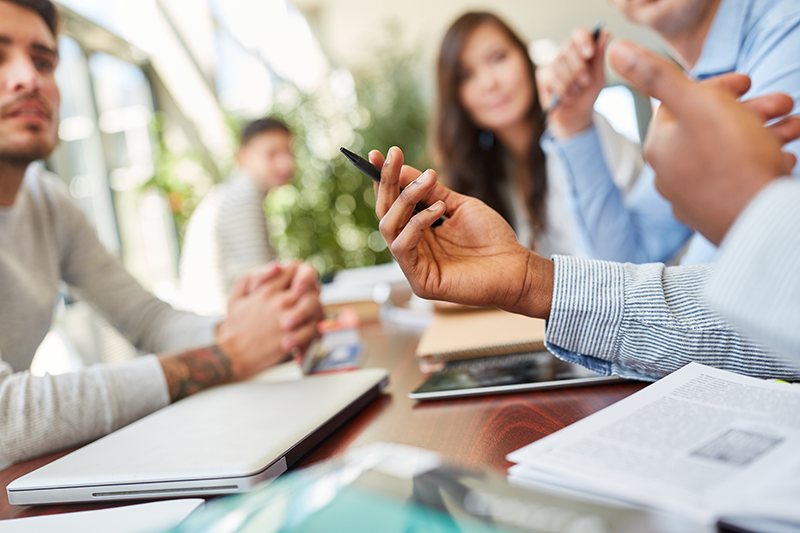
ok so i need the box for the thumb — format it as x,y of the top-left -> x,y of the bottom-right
609,40 -> 695,115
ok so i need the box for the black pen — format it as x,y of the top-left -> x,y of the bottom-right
545,21 -> 604,115
340,147 -> 446,228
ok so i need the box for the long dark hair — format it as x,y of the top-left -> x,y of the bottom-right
434,12 -> 548,233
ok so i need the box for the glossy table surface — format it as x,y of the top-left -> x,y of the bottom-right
0,321 -> 649,521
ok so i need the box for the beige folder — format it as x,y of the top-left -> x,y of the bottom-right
415,308 -> 546,363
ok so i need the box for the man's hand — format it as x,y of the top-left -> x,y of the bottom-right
608,40 -> 800,244
160,262 -> 324,402
371,147 -> 554,319
536,27 -> 610,139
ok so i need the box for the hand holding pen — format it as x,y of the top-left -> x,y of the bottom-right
538,22 -> 609,139
341,147 -> 446,228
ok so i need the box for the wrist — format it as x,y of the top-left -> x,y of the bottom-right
506,251 -> 554,319
214,320 -> 245,379
158,345 -> 234,402
548,114 -> 594,141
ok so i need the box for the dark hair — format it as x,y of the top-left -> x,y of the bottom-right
4,0 -> 59,37
434,12 -> 548,234
240,117 -> 291,147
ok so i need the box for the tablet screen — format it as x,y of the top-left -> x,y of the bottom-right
409,351 -> 621,400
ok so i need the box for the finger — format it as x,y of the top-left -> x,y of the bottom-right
398,164 -> 425,188
783,152 -> 798,172
373,146 -> 404,219
228,272 -> 251,301
290,263 -> 320,295
742,93 -> 795,123
701,72 -> 751,98
571,26 -> 596,60
369,150 -> 385,210
592,31 -> 610,79
390,201 -> 447,258
768,115 -> 800,145
379,169 -> 436,242
547,57 -> 573,101
609,40 -> 698,116
253,266 -> 296,298
562,43 -> 592,87
281,320 -> 322,353
281,292 -> 324,331
245,261 -> 285,294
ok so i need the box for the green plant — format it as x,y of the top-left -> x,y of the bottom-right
145,113 -> 231,243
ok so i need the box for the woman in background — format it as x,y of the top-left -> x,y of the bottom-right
434,12 -> 642,255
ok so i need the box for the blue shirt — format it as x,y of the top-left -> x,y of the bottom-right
544,0 -> 800,265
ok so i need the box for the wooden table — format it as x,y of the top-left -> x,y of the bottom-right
0,321 -> 648,521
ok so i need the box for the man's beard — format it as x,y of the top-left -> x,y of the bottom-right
0,125 -> 57,167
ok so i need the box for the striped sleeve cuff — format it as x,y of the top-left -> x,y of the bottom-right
545,256 -> 642,378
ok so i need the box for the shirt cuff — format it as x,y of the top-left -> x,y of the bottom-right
545,255 -> 657,381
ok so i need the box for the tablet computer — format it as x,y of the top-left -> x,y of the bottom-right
409,351 -> 623,400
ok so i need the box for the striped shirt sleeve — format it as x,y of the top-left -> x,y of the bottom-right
215,178 -> 277,295
545,255 -> 800,382
707,178 -> 800,364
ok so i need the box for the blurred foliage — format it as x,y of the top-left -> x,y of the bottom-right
146,29 -> 430,276
145,113 -> 230,243
265,31 -> 431,277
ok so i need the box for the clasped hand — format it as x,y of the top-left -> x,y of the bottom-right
216,260 -> 324,380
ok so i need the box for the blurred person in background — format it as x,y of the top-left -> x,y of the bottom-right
433,11 -> 642,256
0,0 -> 323,467
537,0 -> 800,265
180,117 -> 295,316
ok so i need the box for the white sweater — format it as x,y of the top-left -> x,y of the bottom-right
0,164 -> 219,467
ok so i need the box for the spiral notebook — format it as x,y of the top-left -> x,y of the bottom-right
415,308 -> 546,364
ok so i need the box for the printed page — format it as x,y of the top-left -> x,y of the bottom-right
507,363 -> 800,524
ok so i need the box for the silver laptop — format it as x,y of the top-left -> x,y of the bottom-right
7,367 -> 388,505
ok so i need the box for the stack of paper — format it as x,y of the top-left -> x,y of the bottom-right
506,363 -> 800,532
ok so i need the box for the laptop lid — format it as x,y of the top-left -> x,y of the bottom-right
8,367 -> 388,505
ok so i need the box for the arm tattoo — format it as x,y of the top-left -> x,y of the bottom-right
160,345 -> 234,402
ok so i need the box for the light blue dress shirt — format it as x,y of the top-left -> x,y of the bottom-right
543,0 -> 800,265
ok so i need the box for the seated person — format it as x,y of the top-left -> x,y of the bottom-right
368,41 -> 800,383
0,0 -> 323,467
180,117 -> 294,315
433,12 -> 641,255
536,0 -> 800,264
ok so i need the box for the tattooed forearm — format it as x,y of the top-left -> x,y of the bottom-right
159,345 -> 234,402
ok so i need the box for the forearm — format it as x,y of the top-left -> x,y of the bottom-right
158,345 -> 233,402
0,356 -> 169,467
707,178 -> 800,361
545,126 -> 691,263
62,204 -> 220,354
545,256 -> 800,382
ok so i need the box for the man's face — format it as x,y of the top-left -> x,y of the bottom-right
608,0 -> 716,37
237,130 -> 295,191
0,1 -> 60,166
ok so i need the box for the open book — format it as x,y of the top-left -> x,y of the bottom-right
507,363 -> 800,532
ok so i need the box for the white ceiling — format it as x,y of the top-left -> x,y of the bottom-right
293,0 -> 667,80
